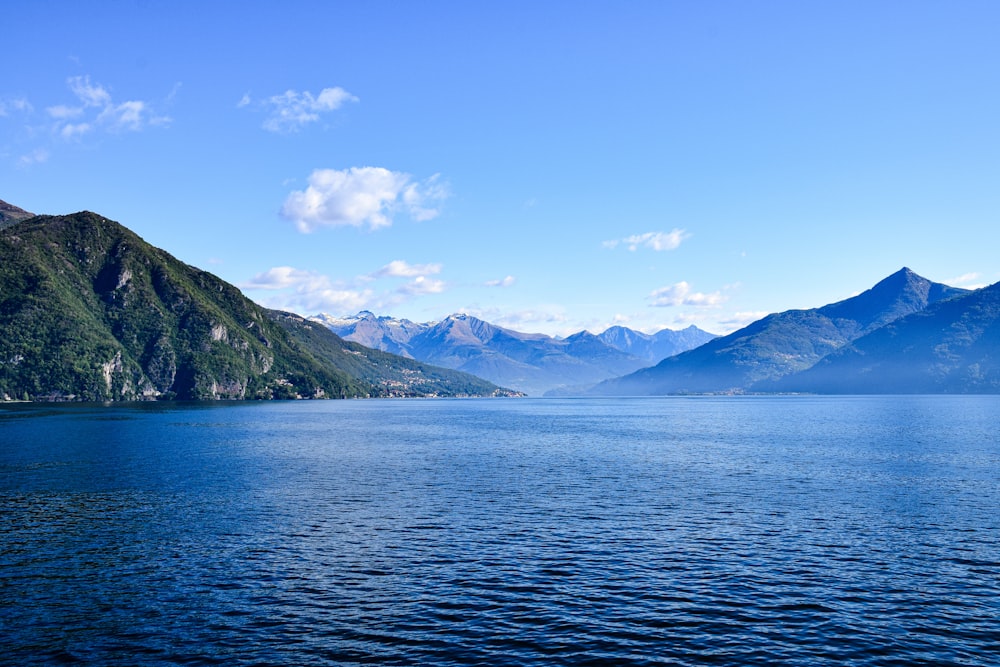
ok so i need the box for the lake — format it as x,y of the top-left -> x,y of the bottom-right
2,396 -> 999,666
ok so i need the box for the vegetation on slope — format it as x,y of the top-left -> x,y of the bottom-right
0,211 -> 512,401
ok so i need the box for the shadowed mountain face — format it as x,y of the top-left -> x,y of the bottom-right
765,281 -> 1000,394
0,210 -> 511,401
315,312 -> 717,396
588,268 -> 969,395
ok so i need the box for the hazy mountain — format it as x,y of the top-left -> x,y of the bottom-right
588,268 -> 969,395
406,314 -> 649,396
317,312 -> 716,395
765,281 -> 1000,393
597,325 -> 717,364
0,199 -> 34,229
0,209 -> 513,401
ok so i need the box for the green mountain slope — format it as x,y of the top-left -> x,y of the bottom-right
588,268 -> 968,395
0,210 -> 512,401
766,281 -> 1000,393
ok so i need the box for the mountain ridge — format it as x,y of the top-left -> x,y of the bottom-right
586,268 -> 970,396
764,280 -> 1000,393
0,209 -> 514,401
314,311 -> 717,395
0,199 -> 34,229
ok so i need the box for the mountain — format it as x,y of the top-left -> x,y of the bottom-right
269,311 -> 518,398
316,311 -> 717,396
406,314 -> 649,396
0,199 -> 34,229
766,281 -> 1000,393
588,268 -> 969,395
597,325 -> 717,364
0,209 -> 514,401
311,311 -> 427,358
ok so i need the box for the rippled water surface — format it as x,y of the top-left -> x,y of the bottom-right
2,396 -> 999,665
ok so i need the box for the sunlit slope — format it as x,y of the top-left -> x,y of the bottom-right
0,210 -> 510,401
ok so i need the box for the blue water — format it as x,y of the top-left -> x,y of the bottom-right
1,396 -> 999,666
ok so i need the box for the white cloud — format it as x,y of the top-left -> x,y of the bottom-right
99,100 -> 153,131
403,174 -> 450,222
282,167 -> 449,232
946,272 -> 986,289
243,86 -> 359,133
67,75 -> 111,107
604,229 -> 690,252
47,75 -> 170,139
46,104 -> 82,120
241,266 -> 375,314
486,275 -> 516,287
398,276 -> 446,296
649,281 -> 727,307
240,266 -> 317,290
374,260 -> 443,278
59,122 -> 91,139
241,260 -> 448,315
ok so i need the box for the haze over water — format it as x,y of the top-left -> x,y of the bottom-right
2,397 -> 999,665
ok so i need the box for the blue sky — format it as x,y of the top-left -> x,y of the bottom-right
3,1 -> 999,336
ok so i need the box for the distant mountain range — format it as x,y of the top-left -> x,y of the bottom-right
0,202 -> 515,401
313,311 -> 717,396
5,199 -> 997,399
584,267 -> 1000,395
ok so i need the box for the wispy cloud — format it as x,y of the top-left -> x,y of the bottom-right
373,260 -> 443,278
716,311 -> 769,332
282,167 -> 450,232
3,78 -> 169,166
398,275 -> 446,296
17,148 -> 49,166
603,229 -> 690,252
67,75 -> 110,107
240,266 -> 318,291
241,259 -> 448,315
945,272 -> 987,289
46,76 -> 170,138
241,266 -> 376,314
486,275 -> 516,288
0,97 -> 33,116
649,281 -> 726,307
241,86 -> 358,133
459,306 -> 569,332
